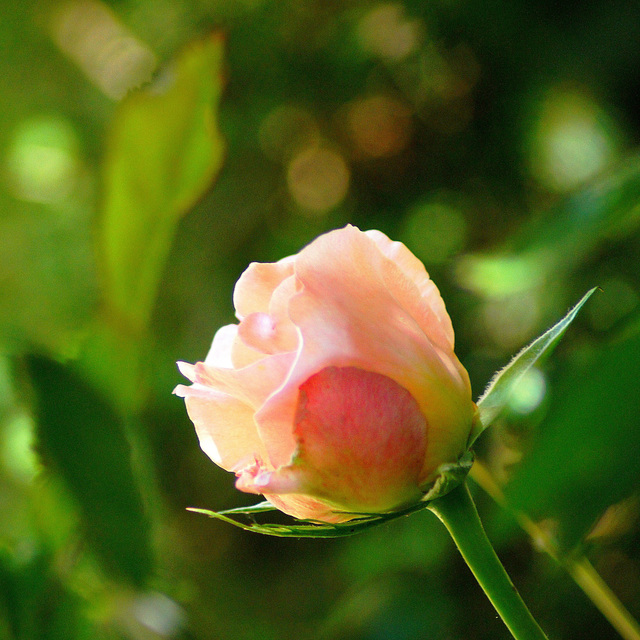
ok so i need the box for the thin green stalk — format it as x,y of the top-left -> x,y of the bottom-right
428,482 -> 549,640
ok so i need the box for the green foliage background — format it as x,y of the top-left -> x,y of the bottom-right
1,1 -> 640,638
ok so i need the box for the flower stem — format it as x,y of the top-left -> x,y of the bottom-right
428,482 -> 549,640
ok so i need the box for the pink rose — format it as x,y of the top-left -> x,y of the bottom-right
174,225 -> 476,522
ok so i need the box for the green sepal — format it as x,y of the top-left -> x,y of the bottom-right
421,450 -> 475,503
470,287 -> 597,445
187,452 -> 473,538
187,501 -> 433,538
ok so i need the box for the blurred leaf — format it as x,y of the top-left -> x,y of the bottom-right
28,355 -> 153,586
458,156 -> 640,297
472,288 -> 597,442
505,326 -> 640,550
100,33 -> 226,331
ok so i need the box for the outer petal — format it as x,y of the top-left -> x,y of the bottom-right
174,384 -> 266,471
233,257 -> 295,319
182,351 -> 295,412
204,324 -> 238,368
236,367 -> 429,519
365,229 -> 454,351
256,226 -> 473,477
266,494 -> 348,523
289,367 -> 427,511
176,348 -> 299,471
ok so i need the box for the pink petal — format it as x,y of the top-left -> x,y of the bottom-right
203,324 -> 238,368
176,350 -> 299,470
188,351 -> 295,412
236,310 -> 298,356
365,228 -> 454,351
292,366 -> 427,511
233,257 -> 295,320
266,494 -> 348,523
173,385 -> 267,471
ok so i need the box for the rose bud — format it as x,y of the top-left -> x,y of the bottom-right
174,225 -> 476,523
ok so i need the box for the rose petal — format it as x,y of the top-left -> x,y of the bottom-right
233,257 -> 295,319
231,332 -> 265,368
177,351 -> 299,469
365,228 -> 454,351
174,385 -> 267,471
202,324 -> 238,368
189,352 -> 295,411
291,366 -> 427,511
266,494 -> 347,523
237,310 -> 298,356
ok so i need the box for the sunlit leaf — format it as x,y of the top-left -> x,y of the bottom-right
505,326 -> 640,550
471,288 -> 597,444
28,356 -> 153,586
100,33 -> 226,332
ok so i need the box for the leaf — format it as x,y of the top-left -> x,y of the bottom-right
28,355 -> 153,586
471,288 -> 597,444
100,33 -> 226,332
505,326 -> 640,550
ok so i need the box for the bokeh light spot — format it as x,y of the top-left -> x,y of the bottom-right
2,412 -> 40,483
345,95 -> 412,159
527,87 -> 619,192
287,146 -> 350,214
508,367 -> 547,415
356,3 -> 421,61
480,292 -> 541,350
131,592 -> 185,636
6,115 -> 80,203
401,196 -> 468,264
456,253 -> 542,298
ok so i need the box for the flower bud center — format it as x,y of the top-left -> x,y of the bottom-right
293,366 -> 428,512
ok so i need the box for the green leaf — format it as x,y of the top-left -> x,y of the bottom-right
28,355 -> 153,586
505,326 -> 640,550
471,288 -> 597,444
100,33 -> 226,332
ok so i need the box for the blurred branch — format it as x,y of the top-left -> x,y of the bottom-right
470,461 -> 640,640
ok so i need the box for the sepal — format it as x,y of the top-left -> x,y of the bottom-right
470,288 -> 597,445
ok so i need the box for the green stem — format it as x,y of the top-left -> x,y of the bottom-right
428,482 -> 549,640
